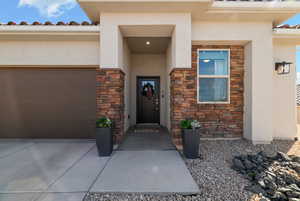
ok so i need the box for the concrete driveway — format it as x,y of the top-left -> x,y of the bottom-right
0,140 -> 109,201
0,138 -> 199,201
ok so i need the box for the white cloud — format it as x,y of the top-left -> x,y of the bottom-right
297,72 -> 300,85
19,0 -> 76,18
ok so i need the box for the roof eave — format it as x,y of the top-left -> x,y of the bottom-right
0,25 -> 100,41
273,28 -> 300,36
212,1 -> 300,10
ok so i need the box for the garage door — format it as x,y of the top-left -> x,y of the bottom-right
0,68 -> 96,138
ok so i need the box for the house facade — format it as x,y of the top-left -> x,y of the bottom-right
0,0 -> 299,145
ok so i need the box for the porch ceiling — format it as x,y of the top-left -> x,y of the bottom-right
120,25 -> 174,37
126,37 -> 170,54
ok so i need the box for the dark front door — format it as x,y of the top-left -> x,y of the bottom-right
137,77 -> 160,124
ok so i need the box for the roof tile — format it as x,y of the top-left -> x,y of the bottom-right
275,24 -> 300,29
0,21 -> 99,26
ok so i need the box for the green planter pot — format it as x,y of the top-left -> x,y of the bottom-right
96,127 -> 113,157
182,129 -> 200,159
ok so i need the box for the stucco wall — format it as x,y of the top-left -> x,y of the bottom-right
130,54 -> 167,126
165,42 -> 172,130
0,40 -> 99,66
123,39 -> 131,132
244,42 -> 252,140
273,40 -> 297,140
297,107 -> 300,124
100,12 -> 191,70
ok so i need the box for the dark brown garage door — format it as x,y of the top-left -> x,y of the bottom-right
0,68 -> 96,138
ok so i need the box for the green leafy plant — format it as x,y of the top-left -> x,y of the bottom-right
180,120 -> 192,129
191,120 -> 201,130
96,117 -> 112,128
180,119 -> 201,130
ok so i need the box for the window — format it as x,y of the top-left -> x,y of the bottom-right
197,50 -> 230,103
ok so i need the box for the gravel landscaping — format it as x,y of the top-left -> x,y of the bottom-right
84,140 -> 299,201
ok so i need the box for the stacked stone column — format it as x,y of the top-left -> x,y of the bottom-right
96,69 -> 125,143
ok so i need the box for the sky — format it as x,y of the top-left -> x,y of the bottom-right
0,0 -> 90,23
285,14 -> 300,84
0,0 -> 300,82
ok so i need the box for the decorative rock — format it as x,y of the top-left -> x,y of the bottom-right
261,151 -> 278,159
244,159 -> 256,170
233,151 -> 300,201
258,179 -> 267,188
272,191 -> 287,200
291,156 -> 300,163
232,158 -> 245,171
244,184 -> 266,195
278,152 -> 292,162
260,196 -> 271,201
291,164 -> 300,174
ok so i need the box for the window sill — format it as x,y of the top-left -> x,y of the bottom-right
197,101 -> 230,104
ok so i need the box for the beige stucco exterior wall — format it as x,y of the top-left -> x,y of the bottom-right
123,39 -> 131,132
297,107 -> 300,124
273,40 -> 297,140
130,54 -> 167,126
192,21 -> 274,143
100,13 -> 191,70
244,42 -> 252,141
0,40 -> 99,65
165,42 -> 172,130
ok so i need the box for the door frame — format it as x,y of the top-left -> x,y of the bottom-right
136,76 -> 160,124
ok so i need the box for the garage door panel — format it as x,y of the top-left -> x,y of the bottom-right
0,68 -> 96,138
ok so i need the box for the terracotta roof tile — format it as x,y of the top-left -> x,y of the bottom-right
32,21 -> 41,25
275,24 -> 300,29
44,21 -> 53,25
0,21 -> 99,26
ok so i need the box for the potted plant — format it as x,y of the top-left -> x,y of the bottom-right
96,117 -> 113,157
180,119 -> 201,159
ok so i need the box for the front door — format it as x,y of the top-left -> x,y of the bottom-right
137,77 -> 160,124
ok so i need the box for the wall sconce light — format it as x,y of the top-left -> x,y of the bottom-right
275,61 -> 292,75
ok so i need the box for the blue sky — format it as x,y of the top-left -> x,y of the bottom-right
285,14 -> 300,83
0,0 -> 90,23
0,1 -> 300,81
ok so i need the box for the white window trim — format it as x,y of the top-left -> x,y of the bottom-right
197,49 -> 231,104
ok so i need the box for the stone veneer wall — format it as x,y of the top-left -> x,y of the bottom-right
96,69 -> 125,143
170,45 -> 244,145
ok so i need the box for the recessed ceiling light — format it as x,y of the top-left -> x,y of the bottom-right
203,59 -> 210,63
146,41 -> 150,45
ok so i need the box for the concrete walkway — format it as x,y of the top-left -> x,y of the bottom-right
92,128 -> 199,193
0,131 -> 199,201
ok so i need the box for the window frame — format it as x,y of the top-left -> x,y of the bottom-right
197,49 -> 231,104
